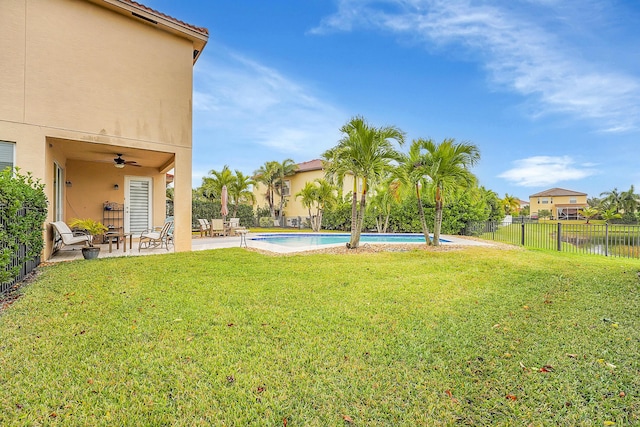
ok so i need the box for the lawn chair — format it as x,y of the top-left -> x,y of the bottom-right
51,221 -> 91,252
228,217 -> 246,236
197,218 -> 211,237
210,218 -> 226,236
139,220 -> 174,251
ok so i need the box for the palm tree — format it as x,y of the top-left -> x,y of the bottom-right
274,159 -> 298,225
422,138 -> 480,246
395,139 -> 434,244
314,178 -> 336,231
253,161 -> 280,219
228,170 -> 256,217
475,186 -> 503,221
502,194 -> 520,216
600,188 -> 622,213
295,179 -> 336,231
587,196 -> 602,208
323,116 -> 405,249
200,165 -> 235,200
368,178 -> 399,233
601,208 -> 622,223
296,182 -> 317,230
620,185 -> 639,214
578,206 -> 599,224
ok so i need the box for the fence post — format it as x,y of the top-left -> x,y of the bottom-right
521,222 -> 525,246
557,222 -> 562,251
605,223 -> 609,257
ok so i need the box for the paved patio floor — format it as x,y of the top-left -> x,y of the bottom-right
47,232 -> 492,263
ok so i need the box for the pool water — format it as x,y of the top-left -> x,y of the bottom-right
251,233 -> 449,248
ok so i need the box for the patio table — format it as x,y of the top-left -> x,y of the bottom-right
104,231 -> 133,253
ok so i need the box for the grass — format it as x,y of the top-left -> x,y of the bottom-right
1,247 -> 639,425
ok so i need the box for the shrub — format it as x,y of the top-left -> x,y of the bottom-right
611,212 -> 638,225
0,168 -> 47,285
259,217 -> 273,228
320,199 -> 352,231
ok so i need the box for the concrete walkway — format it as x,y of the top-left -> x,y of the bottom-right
47,232 -> 492,262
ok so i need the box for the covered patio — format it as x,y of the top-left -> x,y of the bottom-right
45,137 -> 192,260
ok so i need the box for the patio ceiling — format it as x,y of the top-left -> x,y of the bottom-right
48,137 -> 175,172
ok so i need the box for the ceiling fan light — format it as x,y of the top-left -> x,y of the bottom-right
114,163 -> 125,169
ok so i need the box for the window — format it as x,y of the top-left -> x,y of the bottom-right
53,163 -> 64,221
541,198 -> 549,204
281,180 -> 291,197
0,141 -> 14,172
569,197 -> 577,204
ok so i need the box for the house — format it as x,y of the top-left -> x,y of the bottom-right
253,159 -> 357,226
0,0 -> 208,259
529,188 -> 588,220
517,198 -> 530,211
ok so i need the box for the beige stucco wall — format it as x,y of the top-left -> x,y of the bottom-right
0,0 -> 204,258
253,169 -> 357,221
529,194 -> 588,217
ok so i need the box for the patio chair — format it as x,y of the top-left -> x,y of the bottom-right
197,218 -> 211,237
210,218 -> 226,236
51,221 -> 91,252
228,217 -> 246,236
139,220 -> 174,251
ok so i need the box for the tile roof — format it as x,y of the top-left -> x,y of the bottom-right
529,187 -> 587,197
296,159 -> 324,172
120,0 -> 209,36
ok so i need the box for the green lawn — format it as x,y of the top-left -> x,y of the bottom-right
1,247 -> 639,425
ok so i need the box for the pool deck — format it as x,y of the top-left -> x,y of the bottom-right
47,232 -> 494,262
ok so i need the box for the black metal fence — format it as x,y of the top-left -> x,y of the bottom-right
464,221 -> 640,258
1,207 -> 41,296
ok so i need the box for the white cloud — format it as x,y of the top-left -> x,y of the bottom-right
498,156 -> 597,187
311,0 -> 640,132
193,48 -> 344,155
189,45 -> 346,186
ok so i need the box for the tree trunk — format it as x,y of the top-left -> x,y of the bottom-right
317,209 -> 324,232
268,186 -> 275,219
352,187 -> 367,248
278,184 -> 286,225
416,184 -> 432,245
433,185 -> 442,246
375,216 -> 383,233
307,207 -> 314,231
348,182 -> 359,248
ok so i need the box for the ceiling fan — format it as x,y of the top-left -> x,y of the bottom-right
113,153 -> 141,168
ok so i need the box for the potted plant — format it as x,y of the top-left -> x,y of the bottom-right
69,218 -> 108,259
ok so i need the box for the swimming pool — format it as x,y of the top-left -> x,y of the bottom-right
251,233 -> 449,248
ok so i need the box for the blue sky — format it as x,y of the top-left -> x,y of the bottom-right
147,0 -> 640,200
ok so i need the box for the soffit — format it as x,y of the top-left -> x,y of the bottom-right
49,137 -> 174,171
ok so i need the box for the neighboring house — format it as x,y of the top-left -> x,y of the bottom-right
517,198 -> 530,211
253,159 -> 356,226
1,0 -> 208,259
529,188 -> 588,220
